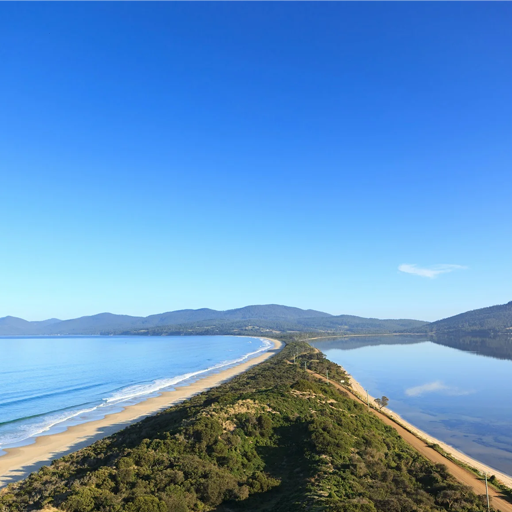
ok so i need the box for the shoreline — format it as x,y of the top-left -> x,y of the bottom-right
0,337 -> 283,489
345,369 -> 512,488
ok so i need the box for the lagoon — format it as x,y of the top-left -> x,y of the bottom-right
311,336 -> 512,477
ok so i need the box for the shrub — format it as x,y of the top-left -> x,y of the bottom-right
125,496 -> 167,512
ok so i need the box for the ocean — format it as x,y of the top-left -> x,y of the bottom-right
0,335 -> 271,454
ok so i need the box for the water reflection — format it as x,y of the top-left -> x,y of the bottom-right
311,335 -> 512,476
311,335 -> 422,352
432,332 -> 512,361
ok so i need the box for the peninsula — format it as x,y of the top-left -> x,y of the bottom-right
0,340 -> 504,512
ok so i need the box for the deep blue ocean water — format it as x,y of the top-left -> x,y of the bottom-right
0,335 -> 270,454
312,336 -> 512,476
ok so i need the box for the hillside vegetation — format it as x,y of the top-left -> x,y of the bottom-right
415,301 -> 512,334
0,305 -> 426,336
123,317 -> 427,337
0,342 -> 489,512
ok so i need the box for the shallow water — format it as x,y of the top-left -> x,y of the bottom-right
311,336 -> 512,477
0,335 -> 270,453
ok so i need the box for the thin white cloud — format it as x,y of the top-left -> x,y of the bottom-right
405,380 -> 473,397
398,263 -> 468,279
405,381 -> 448,396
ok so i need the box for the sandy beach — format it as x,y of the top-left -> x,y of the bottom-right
0,337 -> 283,488
346,371 -> 512,489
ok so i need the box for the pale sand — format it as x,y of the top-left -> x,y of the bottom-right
0,338 -> 283,489
346,371 -> 512,488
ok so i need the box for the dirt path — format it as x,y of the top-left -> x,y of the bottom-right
307,369 -> 512,512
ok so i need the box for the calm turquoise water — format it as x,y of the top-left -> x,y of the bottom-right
312,336 -> 512,477
0,335 -> 270,454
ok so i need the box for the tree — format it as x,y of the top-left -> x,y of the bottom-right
374,396 -> 389,410
125,496 -> 167,512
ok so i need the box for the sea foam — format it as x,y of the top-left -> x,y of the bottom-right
0,336 -> 272,453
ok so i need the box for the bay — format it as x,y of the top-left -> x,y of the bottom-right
311,336 -> 512,477
0,335 -> 270,454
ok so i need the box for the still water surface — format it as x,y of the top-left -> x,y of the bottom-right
311,336 -> 512,476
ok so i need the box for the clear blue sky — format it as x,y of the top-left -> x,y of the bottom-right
1,3 -> 511,322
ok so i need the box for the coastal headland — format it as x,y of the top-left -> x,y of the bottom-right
0,338 -> 283,488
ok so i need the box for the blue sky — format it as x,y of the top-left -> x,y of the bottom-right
1,3 -> 511,322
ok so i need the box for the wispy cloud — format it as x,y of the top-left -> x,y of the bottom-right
405,380 -> 473,397
405,381 -> 448,396
398,263 -> 468,279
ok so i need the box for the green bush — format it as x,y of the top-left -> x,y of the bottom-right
186,416 -> 223,450
125,496 -> 167,512
64,489 -> 95,512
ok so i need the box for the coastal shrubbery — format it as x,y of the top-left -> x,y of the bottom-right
0,342 -> 491,511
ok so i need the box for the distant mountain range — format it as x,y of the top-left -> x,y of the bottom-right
4,301 -> 510,337
0,305 -> 427,336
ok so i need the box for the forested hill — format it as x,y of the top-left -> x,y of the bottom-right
0,305 -> 330,335
415,301 -> 512,334
0,342 -> 489,512
124,315 -> 427,337
0,305 -> 427,336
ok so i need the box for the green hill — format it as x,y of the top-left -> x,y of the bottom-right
0,316 -> 62,335
0,306 -> 426,336
416,301 -> 512,334
122,316 -> 427,337
0,305 -> 330,335
296,314 -> 426,333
